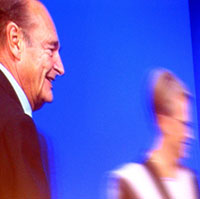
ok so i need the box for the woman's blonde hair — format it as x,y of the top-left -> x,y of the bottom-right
152,69 -> 190,116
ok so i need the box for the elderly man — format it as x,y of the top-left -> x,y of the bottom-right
108,69 -> 200,199
0,0 -> 64,198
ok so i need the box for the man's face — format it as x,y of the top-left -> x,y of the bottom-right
163,96 -> 193,159
18,1 -> 64,110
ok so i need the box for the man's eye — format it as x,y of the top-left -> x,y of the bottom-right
47,48 -> 54,56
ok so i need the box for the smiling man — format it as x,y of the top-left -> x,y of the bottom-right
0,0 -> 64,198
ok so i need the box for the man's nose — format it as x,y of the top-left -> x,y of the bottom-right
54,53 -> 65,75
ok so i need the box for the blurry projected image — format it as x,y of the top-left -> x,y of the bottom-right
107,69 -> 200,199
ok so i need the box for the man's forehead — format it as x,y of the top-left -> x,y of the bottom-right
28,0 -> 44,13
28,0 -> 54,26
28,0 -> 59,41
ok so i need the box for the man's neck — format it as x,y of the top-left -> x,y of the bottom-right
0,51 -> 20,84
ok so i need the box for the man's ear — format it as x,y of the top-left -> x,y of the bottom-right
6,22 -> 24,60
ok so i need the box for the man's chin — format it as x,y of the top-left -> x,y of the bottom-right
42,89 -> 54,102
34,94 -> 53,110
44,94 -> 54,103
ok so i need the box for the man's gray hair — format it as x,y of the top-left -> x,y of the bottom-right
0,0 -> 39,46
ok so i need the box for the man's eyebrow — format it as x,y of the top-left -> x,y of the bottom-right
48,41 -> 59,49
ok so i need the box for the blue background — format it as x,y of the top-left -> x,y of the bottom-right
33,0 -> 200,198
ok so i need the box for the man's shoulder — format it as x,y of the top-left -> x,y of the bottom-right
0,87 -> 34,132
0,85 -> 24,116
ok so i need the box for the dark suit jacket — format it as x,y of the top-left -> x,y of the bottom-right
0,71 -> 51,198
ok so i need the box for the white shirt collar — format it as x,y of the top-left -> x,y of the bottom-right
0,63 -> 32,117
